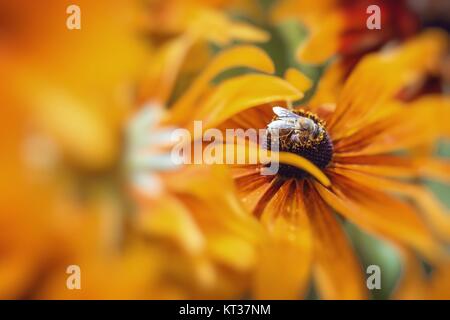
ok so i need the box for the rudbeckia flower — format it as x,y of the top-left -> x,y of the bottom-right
156,32 -> 450,299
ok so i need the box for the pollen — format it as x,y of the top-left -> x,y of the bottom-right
266,109 -> 333,179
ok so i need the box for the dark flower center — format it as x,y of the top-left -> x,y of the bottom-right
265,109 -> 333,179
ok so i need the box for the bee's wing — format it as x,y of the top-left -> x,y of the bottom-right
272,106 -> 299,118
267,120 -> 294,130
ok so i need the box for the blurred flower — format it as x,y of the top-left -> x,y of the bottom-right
0,0 -> 270,299
0,0 -> 146,170
272,0 -> 419,65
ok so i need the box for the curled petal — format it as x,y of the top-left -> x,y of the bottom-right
200,74 -> 303,129
169,46 -> 275,124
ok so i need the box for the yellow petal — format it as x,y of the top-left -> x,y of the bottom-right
284,68 -> 313,92
169,46 -> 275,124
217,141 -> 331,187
227,21 -> 270,43
277,151 -> 330,186
189,7 -> 270,45
309,60 -> 345,109
200,73 -> 303,128
138,194 -> 205,254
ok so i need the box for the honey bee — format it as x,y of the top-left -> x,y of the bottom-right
267,107 -> 325,147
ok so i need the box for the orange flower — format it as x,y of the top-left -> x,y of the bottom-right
162,32 -> 450,299
0,0 -> 270,299
0,0 -> 160,298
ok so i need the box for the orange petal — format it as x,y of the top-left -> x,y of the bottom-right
253,180 -> 313,299
304,182 -> 367,299
328,29 -> 449,138
334,154 -> 450,184
334,97 -> 442,156
315,171 -> 443,262
332,155 -> 421,179
329,166 -> 450,243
